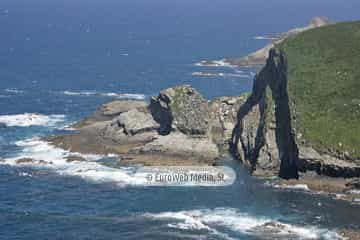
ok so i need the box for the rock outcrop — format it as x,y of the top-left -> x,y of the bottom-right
48,85 -> 246,166
149,85 -> 210,135
231,49 -> 298,179
208,95 -> 248,150
72,100 -> 147,128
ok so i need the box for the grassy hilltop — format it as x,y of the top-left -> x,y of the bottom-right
279,21 -> 360,158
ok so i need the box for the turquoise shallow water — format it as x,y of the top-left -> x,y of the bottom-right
1,0 -> 360,239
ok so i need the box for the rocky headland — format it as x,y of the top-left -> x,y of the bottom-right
46,20 -> 360,204
230,20 -> 360,202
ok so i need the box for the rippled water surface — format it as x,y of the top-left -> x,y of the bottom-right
1,0 -> 360,239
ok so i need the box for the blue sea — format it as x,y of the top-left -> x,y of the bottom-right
1,0 -> 360,239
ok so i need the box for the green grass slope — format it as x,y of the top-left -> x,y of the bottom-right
279,21 -> 360,158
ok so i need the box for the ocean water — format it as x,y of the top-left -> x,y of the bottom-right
1,0 -> 360,239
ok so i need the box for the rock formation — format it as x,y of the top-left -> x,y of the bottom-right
49,20 -> 360,184
231,49 -> 299,179
48,85 -> 246,166
231,42 -> 360,179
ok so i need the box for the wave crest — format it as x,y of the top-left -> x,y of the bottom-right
145,208 -> 342,240
0,113 -> 65,127
2,138 -> 148,186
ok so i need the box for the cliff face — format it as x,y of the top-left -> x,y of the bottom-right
231,49 -> 299,179
232,42 -> 360,179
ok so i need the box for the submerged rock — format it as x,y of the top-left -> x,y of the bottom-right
15,158 -> 51,165
66,155 -> 86,163
15,158 -> 35,164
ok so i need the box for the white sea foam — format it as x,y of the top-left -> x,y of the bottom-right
273,184 -> 310,191
254,36 -> 278,40
0,113 -> 65,127
4,88 -> 25,94
192,72 -> 252,78
2,138 -> 148,186
62,91 -> 145,100
18,172 -> 33,177
194,59 -> 235,68
62,90 -> 95,96
145,208 -> 342,240
349,189 -> 360,194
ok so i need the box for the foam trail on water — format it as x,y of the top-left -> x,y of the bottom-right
145,208 -> 342,240
0,113 -> 65,127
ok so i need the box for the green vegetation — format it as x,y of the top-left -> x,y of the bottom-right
265,86 -> 275,121
278,21 -> 360,158
170,86 -> 188,114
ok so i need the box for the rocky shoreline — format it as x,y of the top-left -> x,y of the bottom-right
43,19 -> 360,207
44,83 -> 360,205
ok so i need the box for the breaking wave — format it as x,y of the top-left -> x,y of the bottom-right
2,138 -> 148,186
145,208 -> 342,240
0,113 -> 66,127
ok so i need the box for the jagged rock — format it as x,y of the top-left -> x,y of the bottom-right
149,85 -> 210,135
235,103 -> 261,167
231,49 -> 300,179
73,100 -> 147,128
130,132 -> 219,161
114,109 -> 160,135
101,100 -> 147,116
15,158 -> 51,165
15,158 -> 35,164
231,96 -> 279,175
100,108 -> 160,145
208,95 -> 248,149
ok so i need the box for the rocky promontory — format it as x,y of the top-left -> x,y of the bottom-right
230,21 -> 360,200
46,20 -> 360,201
48,85 -> 247,166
